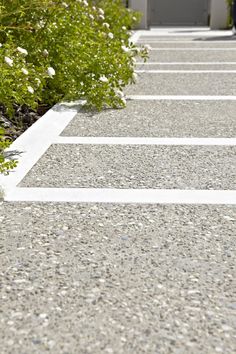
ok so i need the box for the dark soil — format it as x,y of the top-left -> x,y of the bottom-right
0,104 -> 51,141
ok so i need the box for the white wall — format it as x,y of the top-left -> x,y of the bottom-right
210,0 -> 228,29
129,0 -> 148,29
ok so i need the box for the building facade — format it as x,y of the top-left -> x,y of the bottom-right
129,0 -> 228,29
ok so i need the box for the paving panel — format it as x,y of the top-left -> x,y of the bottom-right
0,201 -> 235,354
19,145 -> 236,189
125,73 -> 236,96
61,100 -> 236,138
148,50 -> 236,63
136,64 -> 236,70
138,42 -> 236,48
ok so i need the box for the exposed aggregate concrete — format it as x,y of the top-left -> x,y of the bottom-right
2,30 -> 236,354
0,202 -> 236,354
138,42 -> 236,48
136,64 -> 236,71
148,50 -> 236,63
19,145 -> 236,189
125,73 -> 236,96
61,101 -> 236,138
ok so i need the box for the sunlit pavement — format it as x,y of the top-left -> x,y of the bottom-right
0,28 -> 235,354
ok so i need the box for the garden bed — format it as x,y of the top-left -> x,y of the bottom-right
0,104 -> 51,141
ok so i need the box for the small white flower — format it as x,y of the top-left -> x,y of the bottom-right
83,0 -> 88,6
133,16 -> 137,21
122,26 -> 127,31
121,45 -> 129,53
35,78 -> 41,86
17,47 -> 28,55
21,68 -> 29,75
99,15 -> 105,20
132,72 -> 138,82
62,2 -> 68,8
144,44 -> 152,51
27,86 -> 34,94
47,67 -> 56,77
115,89 -> 124,98
92,6 -> 96,11
99,75 -> 108,83
0,43 -> 2,48
89,14 -> 94,20
103,22 -> 110,29
4,56 -> 13,67
42,49 -> 49,57
98,8 -> 104,15
120,97 -> 126,105
108,32 -> 114,39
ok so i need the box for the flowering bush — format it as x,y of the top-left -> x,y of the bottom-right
0,0 -> 149,174
0,0 -> 147,110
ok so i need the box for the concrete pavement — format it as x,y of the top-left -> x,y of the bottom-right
0,28 -> 236,353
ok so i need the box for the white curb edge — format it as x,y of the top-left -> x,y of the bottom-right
0,102 -> 84,194
5,188 -> 236,205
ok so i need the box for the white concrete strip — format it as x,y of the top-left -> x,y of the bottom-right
0,102 -> 82,194
5,188 -> 236,204
54,137 -> 236,146
135,70 -> 236,73
136,62 -> 236,65
128,95 -> 236,101
149,48 -> 236,51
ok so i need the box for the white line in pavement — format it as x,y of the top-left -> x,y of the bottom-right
136,70 -> 236,73
128,95 -> 236,101
148,48 -> 236,50
5,188 -> 236,204
136,62 -> 236,65
54,137 -> 236,146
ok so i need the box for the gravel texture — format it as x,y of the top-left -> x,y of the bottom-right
148,50 -> 236,63
125,73 -> 236,96
138,42 -> 236,48
19,145 -> 236,189
0,201 -> 236,354
61,100 -> 236,138
136,64 -> 236,71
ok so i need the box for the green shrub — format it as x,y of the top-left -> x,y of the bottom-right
226,0 -> 233,26
0,0 -> 148,175
0,0 -> 148,111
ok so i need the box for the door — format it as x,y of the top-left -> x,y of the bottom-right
149,0 -> 209,26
